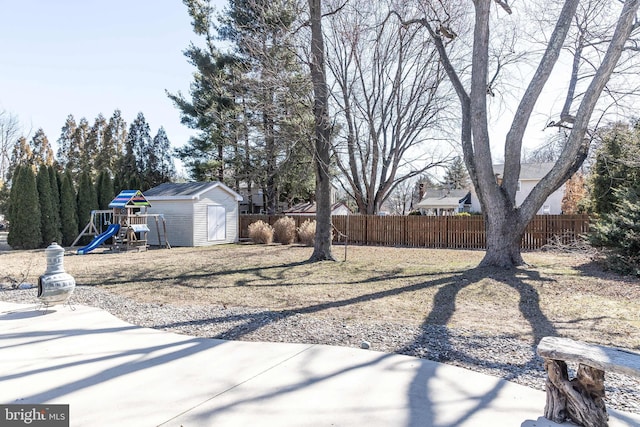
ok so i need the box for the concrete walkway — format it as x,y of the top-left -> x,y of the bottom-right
1,301 -> 639,427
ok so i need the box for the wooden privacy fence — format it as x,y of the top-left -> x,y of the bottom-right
240,214 -> 590,250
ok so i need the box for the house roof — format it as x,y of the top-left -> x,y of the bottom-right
108,190 -> 150,208
417,189 -> 471,208
493,162 -> 554,180
284,202 -> 351,214
144,182 -> 243,201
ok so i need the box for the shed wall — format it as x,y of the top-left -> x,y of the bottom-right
193,187 -> 239,246
146,201 -> 194,247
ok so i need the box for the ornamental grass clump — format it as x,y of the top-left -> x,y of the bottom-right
248,220 -> 274,244
273,216 -> 296,245
297,219 -> 316,246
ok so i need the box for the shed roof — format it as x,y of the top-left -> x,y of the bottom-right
108,190 -> 150,208
417,189 -> 471,208
144,182 -> 243,201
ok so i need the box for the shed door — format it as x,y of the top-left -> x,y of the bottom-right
207,205 -> 226,241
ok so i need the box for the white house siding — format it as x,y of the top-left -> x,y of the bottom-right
146,201 -> 195,247
192,187 -> 239,246
470,181 -> 565,214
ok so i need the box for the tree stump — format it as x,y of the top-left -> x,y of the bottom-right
543,358 -> 608,427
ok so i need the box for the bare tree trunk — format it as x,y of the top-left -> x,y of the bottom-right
308,0 -> 335,262
398,0 -> 640,268
481,208 -> 526,267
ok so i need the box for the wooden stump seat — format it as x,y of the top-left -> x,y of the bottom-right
537,336 -> 640,427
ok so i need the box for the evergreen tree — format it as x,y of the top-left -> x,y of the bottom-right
590,185 -> 640,276
47,165 -> 62,242
76,171 -> 97,234
87,114 -> 107,175
59,170 -> 78,246
73,117 -> 92,179
441,156 -> 470,190
36,165 -> 59,246
96,110 -> 127,176
8,137 -> 32,182
112,172 -> 124,196
30,129 -> 55,167
589,122 -> 640,216
95,170 -> 114,210
56,115 -> 77,169
7,166 -> 41,249
6,165 -> 22,224
117,112 -> 150,189
217,0 -> 313,213
148,127 -> 175,188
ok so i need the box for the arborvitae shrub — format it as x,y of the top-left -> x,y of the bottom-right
297,219 -> 316,246
7,166 -> 42,249
248,220 -> 274,244
273,216 -> 296,244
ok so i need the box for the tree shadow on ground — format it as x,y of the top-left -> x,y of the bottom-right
399,266 -> 558,426
146,264 -> 558,426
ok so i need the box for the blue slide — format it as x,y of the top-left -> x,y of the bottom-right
77,224 -> 120,255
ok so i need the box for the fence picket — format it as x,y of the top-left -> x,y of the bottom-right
240,214 -> 590,250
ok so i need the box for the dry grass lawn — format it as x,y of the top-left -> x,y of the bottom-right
2,241 -> 639,349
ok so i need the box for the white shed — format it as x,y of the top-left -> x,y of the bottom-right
144,182 -> 243,247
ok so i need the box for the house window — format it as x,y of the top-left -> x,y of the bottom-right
517,181 -> 521,191
543,205 -> 551,214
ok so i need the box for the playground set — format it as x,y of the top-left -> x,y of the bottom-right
72,190 -> 170,255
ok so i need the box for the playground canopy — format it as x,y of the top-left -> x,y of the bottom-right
108,190 -> 151,209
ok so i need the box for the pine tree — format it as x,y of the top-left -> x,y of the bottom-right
76,171 -> 97,235
56,115 -> 77,169
73,118 -> 91,179
7,166 -> 41,249
441,157 -> 470,190
30,129 -> 55,167
86,114 -> 107,175
589,122 -> 640,216
59,170 -> 78,246
147,127 -> 174,188
590,185 -> 640,276
95,170 -> 114,210
8,137 -> 32,182
36,166 -> 59,246
97,110 -> 127,177
47,165 -> 62,242
117,112 -> 150,189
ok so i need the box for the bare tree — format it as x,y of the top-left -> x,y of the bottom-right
326,0 -> 452,215
0,110 -> 21,183
395,0 -> 640,267
307,0 -> 335,261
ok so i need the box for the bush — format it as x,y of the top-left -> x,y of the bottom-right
273,216 -> 296,244
297,219 -> 316,246
589,186 -> 640,276
248,220 -> 274,244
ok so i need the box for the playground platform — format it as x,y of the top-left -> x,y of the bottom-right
1,301 -> 639,427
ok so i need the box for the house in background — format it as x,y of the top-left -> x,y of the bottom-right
470,162 -> 565,215
416,189 -> 472,216
144,182 -> 243,247
417,163 -> 566,216
284,201 -> 352,216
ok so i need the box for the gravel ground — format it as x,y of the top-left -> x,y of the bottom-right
2,285 -> 639,415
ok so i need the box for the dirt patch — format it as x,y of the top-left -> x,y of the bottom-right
1,243 -> 639,349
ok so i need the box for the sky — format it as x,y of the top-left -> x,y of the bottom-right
0,0 -> 227,162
